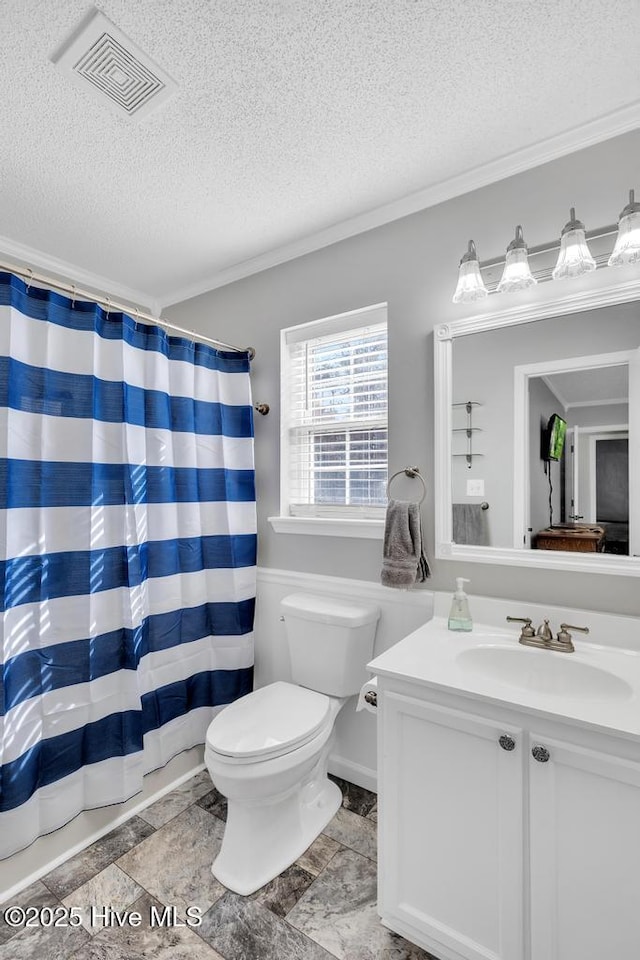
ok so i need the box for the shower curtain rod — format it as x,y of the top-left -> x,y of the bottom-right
0,259 -> 256,360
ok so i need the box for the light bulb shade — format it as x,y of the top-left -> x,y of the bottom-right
497,226 -> 536,292
552,210 -> 596,279
608,190 -> 640,266
452,241 -> 488,303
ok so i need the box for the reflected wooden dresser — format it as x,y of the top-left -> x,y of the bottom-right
534,525 -> 605,552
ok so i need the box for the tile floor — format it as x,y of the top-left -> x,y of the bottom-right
0,773 -> 437,960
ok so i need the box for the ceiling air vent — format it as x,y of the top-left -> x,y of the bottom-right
50,8 -> 177,119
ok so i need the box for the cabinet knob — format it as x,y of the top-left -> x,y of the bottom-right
532,745 -> 550,763
498,734 -> 516,751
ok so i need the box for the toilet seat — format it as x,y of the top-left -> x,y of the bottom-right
206,681 -> 332,762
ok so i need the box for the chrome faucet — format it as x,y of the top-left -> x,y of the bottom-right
506,616 -> 589,653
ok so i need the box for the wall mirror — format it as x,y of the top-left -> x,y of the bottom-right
434,267 -> 640,575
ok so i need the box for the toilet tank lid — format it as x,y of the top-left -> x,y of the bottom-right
280,592 -> 380,627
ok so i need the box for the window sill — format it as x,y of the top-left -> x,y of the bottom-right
268,516 -> 385,539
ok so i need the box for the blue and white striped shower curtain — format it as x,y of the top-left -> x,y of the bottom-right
0,272 -> 256,858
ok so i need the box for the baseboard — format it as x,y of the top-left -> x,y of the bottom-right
329,753 -> 377,794
0,756 -> 206,903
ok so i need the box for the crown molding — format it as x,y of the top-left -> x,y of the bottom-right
0,234 -> 161,317
2,99 -> 638,314
161,99 -> 640,308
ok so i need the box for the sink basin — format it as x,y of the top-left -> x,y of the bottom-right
456,645 -> 633,702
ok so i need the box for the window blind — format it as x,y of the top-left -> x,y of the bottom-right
284,317 -> 388,517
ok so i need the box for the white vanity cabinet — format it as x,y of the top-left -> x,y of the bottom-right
528,733 -> 640,960
379,690 -> 524,960
377,681 -> 640,960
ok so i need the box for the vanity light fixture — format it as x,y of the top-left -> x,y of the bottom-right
453,240 -> 489,303
452,240 -> 488,303
496,225 -> 537,293
552,207 -> 596,279
608,189 -> 640,266
453,193 -> 640,303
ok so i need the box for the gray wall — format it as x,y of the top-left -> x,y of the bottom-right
167,130 -> 640,616
529,377 -> 563,538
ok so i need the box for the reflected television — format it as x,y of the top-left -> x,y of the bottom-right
545,413 -> 567,461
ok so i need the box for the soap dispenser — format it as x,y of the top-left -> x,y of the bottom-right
448,578 -> 472,631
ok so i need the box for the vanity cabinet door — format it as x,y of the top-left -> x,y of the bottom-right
379,692 -> 524,960
528,735 -> 640,960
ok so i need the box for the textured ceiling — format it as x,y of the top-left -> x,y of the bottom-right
1,0 -> 639,308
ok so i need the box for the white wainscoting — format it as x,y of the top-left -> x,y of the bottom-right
256,567 -> 434,792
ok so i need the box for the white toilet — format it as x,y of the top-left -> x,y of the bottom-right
204,592 -> 380,895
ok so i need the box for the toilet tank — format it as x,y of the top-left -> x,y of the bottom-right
280,593 -> 380,697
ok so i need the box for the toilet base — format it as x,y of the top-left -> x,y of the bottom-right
211,772 -> 342,895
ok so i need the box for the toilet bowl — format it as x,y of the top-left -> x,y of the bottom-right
204,592 -> 380,895
205,681 -> 344,894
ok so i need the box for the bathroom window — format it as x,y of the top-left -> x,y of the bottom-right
274,303 -> 388,535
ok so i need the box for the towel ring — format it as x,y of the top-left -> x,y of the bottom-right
386,466 -> 427,504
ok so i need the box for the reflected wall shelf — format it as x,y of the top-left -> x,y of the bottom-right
452,400 -> 483,468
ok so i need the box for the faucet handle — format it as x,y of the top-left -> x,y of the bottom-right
536,618 -> 553,641
506,616 -> 535,638
557,623 -> 590,645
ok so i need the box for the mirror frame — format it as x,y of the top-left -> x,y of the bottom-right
434,265 -> 640,576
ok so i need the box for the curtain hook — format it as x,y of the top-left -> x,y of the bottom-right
25,268 -> 33,293
71,285 -> 76,308
105,297 -> 111,315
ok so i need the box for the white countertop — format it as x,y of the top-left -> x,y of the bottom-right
367,613 -> 640,742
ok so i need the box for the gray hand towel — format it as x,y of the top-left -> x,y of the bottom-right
381,499 -> 431,588
452,503 -> 489,546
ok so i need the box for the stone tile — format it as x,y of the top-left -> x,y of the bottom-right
322,806 -> 377,861
67,891 -> 224,960
329,776 -> 378,818
367,804 -> 378,824
44,817 -> 155,900
0,910 -> 90,959
116,805 -> 226,920
197,890 -> 334,960
288,847 -> 434,960
0,880 -> 59,946
250,863 -> 316,918
62,863 -> 143,935
296,834 -> 341,877
195,787 -> 227,823
139,771 -> 214,829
